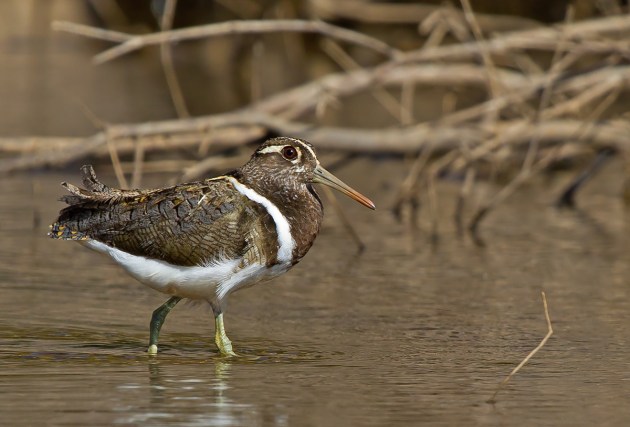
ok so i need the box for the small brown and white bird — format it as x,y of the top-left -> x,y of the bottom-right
49,137 -> 375,356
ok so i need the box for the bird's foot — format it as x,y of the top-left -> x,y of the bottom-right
214,312 -> 237,357
215,333 -> 237,357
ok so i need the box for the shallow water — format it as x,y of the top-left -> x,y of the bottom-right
2,160 -> 630,426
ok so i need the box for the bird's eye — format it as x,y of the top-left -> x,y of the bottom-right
281,145 -> 298,160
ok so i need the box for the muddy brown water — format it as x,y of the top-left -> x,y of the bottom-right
1,159 -> 630,426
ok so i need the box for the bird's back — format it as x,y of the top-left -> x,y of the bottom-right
50,165 -> 278,268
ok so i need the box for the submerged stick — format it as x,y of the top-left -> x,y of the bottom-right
488,291 -> 553,403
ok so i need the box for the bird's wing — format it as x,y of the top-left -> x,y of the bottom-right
50,165 -> 277,267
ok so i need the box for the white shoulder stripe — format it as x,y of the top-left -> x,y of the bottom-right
227,177 -> 295,263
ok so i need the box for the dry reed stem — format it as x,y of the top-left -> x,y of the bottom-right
459,0 -> 504,99
260,59 -> 628,128
392,140 -> 435,221
52,19 -> 400,64
177,153 -> 250,182
130,138 -> 144,189
320,39 -> 408,124
3,116 -> 629,175
447,62 -> 629,173
426,172 -> 439,243
119,159 -> 197,174
468,148 -> 559,246
0,9 -> 619,248
250,41 -> 264,103
255,63 -> 528,119
400,81 -> 415,125
450,6 -> 579,235
421,21 -> 447,49
521,6 -> 575,173
276,0 -> 308,84
321,186 -> 366,253
400,14 -> 630,64
51,21 -> 129,43
488,291 -> 553,404
159,0 -> 190,118
50,14 -> 630,119
105,132 -> 128,189
542,77 -> 621,119
53,15 -> 629,125
467,76 -> 621,243
454,167 -> 475,237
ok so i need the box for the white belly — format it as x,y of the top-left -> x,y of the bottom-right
82,240 -> 290,301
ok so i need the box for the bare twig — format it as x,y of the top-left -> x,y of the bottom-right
3,116 -> 629,175
426,172 -> 439,243
400,14 -> 630,64
9,9 -> 625,248
119,159 -> 197,174
321,186 -> 366,252
255,58 -> 630,124
488,291 -> 553,403
130,138 -> 144,188
454,167 -> 476,237
106,132 -> 128,189
321,39 -> 408,124
50,21 -> 131,43
255,62 -> 529,119
400,81 -> 415,125
159,0 -> 190,118
468,147 -> 559,246
542,77 -> 622,119
177,153 -> 250,182
52,19 -> 401,64
460,0 -> 503,98
392,141 -> 435,221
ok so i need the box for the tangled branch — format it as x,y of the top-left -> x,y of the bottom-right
3,8 -> 630,241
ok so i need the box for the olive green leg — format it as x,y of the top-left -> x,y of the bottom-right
214,312 -> 237,357
148,296 -> 182,355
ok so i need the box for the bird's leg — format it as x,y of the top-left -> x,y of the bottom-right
214,312 -> 237,357
148,296 -> 182,355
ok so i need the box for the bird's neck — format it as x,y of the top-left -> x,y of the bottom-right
232,169 -> 324,263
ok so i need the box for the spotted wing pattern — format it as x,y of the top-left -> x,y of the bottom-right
49,165 -> 278,267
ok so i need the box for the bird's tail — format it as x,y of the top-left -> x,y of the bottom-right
48,165 -> 110,241
48,222 -> 88,240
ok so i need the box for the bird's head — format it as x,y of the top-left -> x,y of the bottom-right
246,137 -> 375,210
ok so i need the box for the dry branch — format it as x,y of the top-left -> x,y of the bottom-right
52,19 -> 401,64
159,0 -> 190,119
400,14 -> 630,63
5,8 -> 630,240
459,0 -> 504,99
2,117 -> 628,175
321,186 -> 366,252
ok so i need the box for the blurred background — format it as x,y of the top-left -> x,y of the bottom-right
2,0 -> 629,231
0,0 -> 603,136
2,1 -> 630,426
